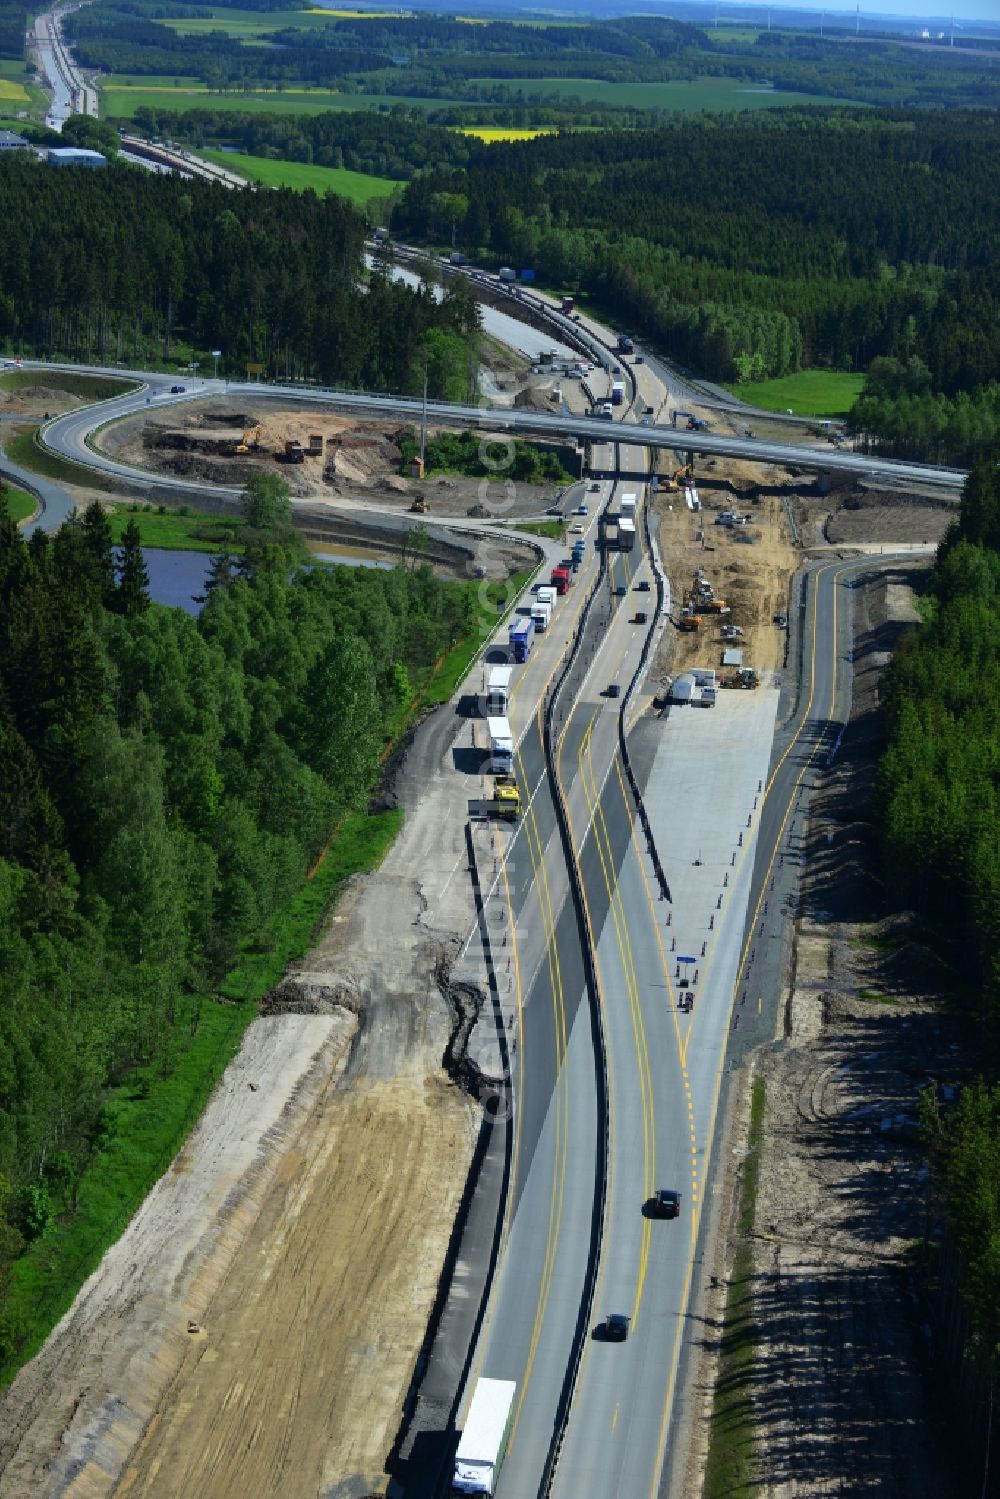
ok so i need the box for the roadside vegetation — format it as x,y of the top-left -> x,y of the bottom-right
4,427 -> 117,492
703,1078 -> 766,1497
399,427 -> 575,485
880,455 -> 1000,1369
0,472 -> 513,1380
3,483 -> 36,524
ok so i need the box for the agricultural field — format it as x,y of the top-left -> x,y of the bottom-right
456,125 -> 556,141
199,148 -> 399,201
101,79 -> 466,118
466,75 -> 855,111
722,370 -> 865,417
163,7 -> 409,34
0,76 -> 31,106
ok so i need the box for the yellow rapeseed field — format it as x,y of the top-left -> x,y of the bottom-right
456,127 -> 556,142
0,79 -> 30,103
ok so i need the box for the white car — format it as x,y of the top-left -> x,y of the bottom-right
571,523 -> 584,534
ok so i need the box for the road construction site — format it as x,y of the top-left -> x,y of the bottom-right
0,286 -> 964,1499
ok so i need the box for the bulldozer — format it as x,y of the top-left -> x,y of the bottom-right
231,424 -> 262,456
409,496 -> 430,515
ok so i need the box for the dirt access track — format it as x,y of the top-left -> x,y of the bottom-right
0,689 -> 492,1497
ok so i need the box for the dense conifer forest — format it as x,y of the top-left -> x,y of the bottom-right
879,456 -> 1000,1356
0,155 -> 480,390
393,108 -> 1000,461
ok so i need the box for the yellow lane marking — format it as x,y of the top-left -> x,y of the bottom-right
580,722 -> 655,1328
506,746 -> 569,1449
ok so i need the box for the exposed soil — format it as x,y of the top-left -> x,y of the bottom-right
792,479 -> 957,549
652,474 -> 799,684
101,398 -> 575,519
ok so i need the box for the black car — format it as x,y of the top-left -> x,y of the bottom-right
635,611 -> 648,625
603,1313 -> 630,1341
170,384 -> 186,394
649,1189 -> 682,1219
636,580 -> 650,592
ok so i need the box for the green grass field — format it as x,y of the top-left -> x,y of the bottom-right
722,370 -> 864,417
199,148 -> 399,201
108,503 -> 246,553
2,483 -> 37,523
467,75 -> 854,111
102,81 -> 468,118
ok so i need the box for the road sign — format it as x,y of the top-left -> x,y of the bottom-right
677,955 -> 697,964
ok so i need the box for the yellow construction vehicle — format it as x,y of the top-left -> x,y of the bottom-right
231,424 -> 261,455
409,496 -> 430,515
673,463 -> 694,485
485,773 -> 521,821
677,612 -> 700,632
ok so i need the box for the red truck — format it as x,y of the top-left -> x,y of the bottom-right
551,565 -> 570,595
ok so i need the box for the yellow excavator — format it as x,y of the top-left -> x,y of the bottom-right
658,463 -> 695,492
409,496 -> 430,515
232,424 -> 262,455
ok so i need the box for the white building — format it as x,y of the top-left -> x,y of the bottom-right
47,147 -> 107,168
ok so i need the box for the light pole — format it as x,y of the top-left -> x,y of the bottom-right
212,348 -> 221,381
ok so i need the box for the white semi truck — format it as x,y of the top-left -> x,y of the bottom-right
486,666 -> 512,717
531,599 -> 552,632
486,716 -> 514,774
452,1377 -> 517,1495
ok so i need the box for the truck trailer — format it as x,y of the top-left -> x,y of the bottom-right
617,334 -> 634,355
486,666 -> 512,717
619,493 -> 637,515
486,717 -> 514,775
453,1377 -> 517,1495
536,585 -> 556,608
619,516 -> 636,552
508,618 -> 534,662
531,600 -> 552,632
610,380 -> 626,407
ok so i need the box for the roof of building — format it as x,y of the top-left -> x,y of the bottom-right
722,648 -> 744,667
0,129 -> 29,147
47,146 -> 107,163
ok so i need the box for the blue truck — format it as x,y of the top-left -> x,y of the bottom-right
508,617 -> 534,663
